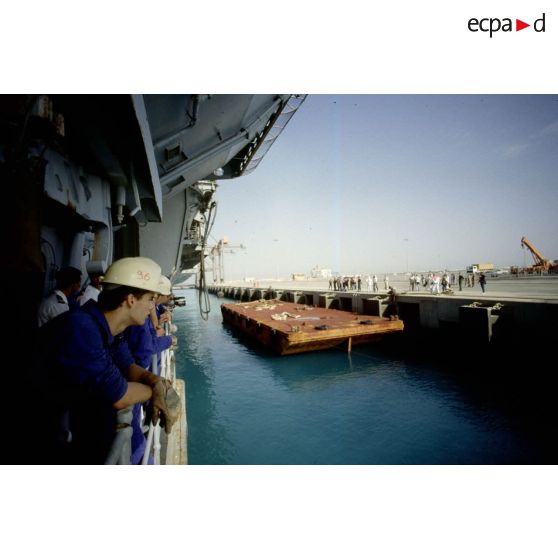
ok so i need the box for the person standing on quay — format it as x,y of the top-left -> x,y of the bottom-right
458,273 -> 464,291
479,273 -> 487,293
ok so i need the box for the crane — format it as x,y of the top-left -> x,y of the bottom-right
208,238 -> 246,283
519,236 -> 557,274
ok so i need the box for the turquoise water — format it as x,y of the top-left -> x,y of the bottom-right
173,290 -> 554,464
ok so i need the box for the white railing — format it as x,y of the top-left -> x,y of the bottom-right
141,320 -> 175,465
104,406 -> 134,465
105,316 -> 177,465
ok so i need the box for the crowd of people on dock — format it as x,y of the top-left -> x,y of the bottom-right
34,257 -> 180,464
328,271 -> 487,294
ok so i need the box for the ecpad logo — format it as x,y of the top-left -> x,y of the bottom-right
468,13 -> 546,37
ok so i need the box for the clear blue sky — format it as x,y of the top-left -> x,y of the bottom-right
211,95 -> 558,279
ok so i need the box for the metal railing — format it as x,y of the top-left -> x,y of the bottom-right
141,320 -> 174,465
104,406 -> 134,465
104,318 -> 177,465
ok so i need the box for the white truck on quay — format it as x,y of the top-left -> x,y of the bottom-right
466,263 -> 494,274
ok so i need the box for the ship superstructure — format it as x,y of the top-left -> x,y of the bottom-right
2,94 -> 305,296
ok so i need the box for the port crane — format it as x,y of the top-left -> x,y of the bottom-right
209,238 -> 246,283
517,236 -> 558,274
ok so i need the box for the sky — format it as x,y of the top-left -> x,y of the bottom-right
211,94 -> 558,280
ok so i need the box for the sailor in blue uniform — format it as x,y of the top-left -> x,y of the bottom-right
124,276 -> 175,374
123,276 -> 176,464
45,257 -> 180,464
150,276 -> 177,373
125,318 -> 157,370
124,314 -> 155,464
150,275 -> 176,373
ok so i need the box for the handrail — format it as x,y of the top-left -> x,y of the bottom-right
141,420 -> 156,465
153,420 -> 162,465
103,311 -> 177,465
104,406 -> 134,465
140,317 -> 176,465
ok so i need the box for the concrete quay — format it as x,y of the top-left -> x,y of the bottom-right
206,276 -> 558,345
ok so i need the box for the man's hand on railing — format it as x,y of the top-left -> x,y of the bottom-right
158,311 -> 171,325
150,378 -> 180,434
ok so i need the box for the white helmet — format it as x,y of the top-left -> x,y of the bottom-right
102,257 -> 162,292
157,275 -> 172,296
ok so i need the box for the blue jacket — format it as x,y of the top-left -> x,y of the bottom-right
125,316 -> 172,372
150,319 -> 172,371
123,317 -> 171,464
52,300 -> 131,463
125,319 -> 155,370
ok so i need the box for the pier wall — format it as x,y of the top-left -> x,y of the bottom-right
207,285 -> 557,345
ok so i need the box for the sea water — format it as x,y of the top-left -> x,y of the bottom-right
173,290 -> 555,464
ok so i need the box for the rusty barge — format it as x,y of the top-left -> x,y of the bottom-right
221,299 -> 404,355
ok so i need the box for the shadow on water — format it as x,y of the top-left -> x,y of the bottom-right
220,323 -> 403,392
364,330 -> 558,463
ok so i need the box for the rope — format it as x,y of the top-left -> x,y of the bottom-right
198,200 -> 218,320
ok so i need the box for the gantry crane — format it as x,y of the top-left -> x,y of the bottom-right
209,238 -> 246,283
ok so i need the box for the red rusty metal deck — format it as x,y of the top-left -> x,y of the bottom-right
221,299 -> 404,355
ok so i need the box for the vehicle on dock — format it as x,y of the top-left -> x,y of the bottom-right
466,263 -> 494,274
512,236 -> 558,274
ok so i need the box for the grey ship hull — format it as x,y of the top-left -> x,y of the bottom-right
2,94 -> 304,290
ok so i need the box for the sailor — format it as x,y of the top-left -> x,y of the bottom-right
37,266 -> 82,327
150,276 -> 177,371
42,257 -> 180,464
77,271 -> 104,306
124,275 -> 178,464
153,276 -> 173,328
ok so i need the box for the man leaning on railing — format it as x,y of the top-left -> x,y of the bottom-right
40,257 -> 180,464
